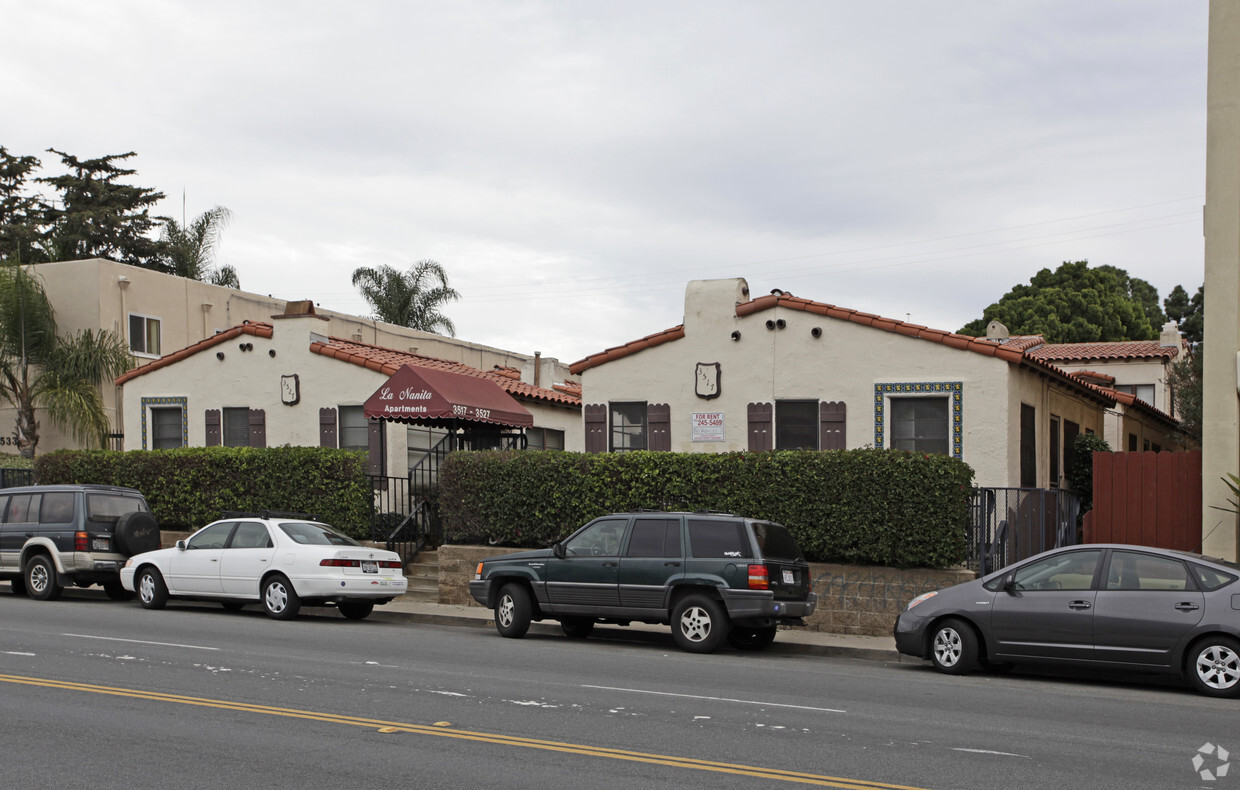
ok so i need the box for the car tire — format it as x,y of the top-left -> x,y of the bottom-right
114,512 -> 160,557
494,583 -> 532,638
262,575 -> 301,620
8,575 -> 27,596
1187,635 -> 1240,698
727,625 -> 778,651
136,567 -> 168,609
672,594 -> 729,654
338,600 -> 375,620
24,554 -> 62,601
221,601 -> 246,611
929,618 -> 979,675
103,580 -> 135,601
560,617 -> 595,639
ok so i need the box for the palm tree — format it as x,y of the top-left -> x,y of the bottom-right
351,259 -> 461,336
160,205 -> 240,288
0,263 -> 133,458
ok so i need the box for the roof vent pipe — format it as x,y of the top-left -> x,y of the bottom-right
534,351 -> 542,388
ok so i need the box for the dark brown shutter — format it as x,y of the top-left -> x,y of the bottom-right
319,407 -> 338,448
368,418 -> 386,477
747,402 -> 772,452
248,409 -> 266,448
820,401 -> 846,450
205,409 -> 221,447
584,404 -> 607,453
648,403 -> 671,452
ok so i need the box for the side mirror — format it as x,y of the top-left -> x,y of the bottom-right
175,539 -> 187,551
1002,574 -> 1018,594
553,542 -> 566,559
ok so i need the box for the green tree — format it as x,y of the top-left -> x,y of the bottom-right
160,205 -> 240,288
1164,284 -> 1203,345
0,263 -> 133,458
959,260 -> 1159,343
351,259 -> 461,335
0,147 -> 46,264
1166,349 -> 1203,443
37,149 -> 167,269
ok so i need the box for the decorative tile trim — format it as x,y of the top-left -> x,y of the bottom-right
141,396 -> 188,450
874,382 -> 963,459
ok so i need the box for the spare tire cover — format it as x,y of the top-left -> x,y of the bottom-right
114,512 -> 160,556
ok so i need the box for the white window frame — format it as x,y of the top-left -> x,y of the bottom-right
128,312 -> 162,358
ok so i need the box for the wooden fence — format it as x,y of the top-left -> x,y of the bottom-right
1083,450 -> 1202,551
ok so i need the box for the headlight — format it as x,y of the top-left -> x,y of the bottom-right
906,591 -> 938,610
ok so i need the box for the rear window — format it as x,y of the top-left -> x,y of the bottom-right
87,493 -> 148,523
1191,563 -> 1238,592
687,519 -> 751,559
750,522 -> 804,561
278,521 -> 361,546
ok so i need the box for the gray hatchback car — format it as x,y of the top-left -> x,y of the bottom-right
894,544 -> 1240,697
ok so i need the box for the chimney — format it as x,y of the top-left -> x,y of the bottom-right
1159,321 -> 1183,348
985,320 -> 1010,341
533,351 -> 542,387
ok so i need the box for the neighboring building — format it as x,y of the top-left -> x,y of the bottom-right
569,279 -> 1188,490
113,304 -> 582,478
1203,0 -> 1240,560
15,258 -> 573,455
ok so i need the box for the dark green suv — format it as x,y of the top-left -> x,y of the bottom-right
469,510 -> 817,653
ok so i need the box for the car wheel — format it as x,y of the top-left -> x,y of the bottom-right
1188,636 -> 1240,698
672,594 -> 729,653
8,575 -> 27,596
727,625 -> 778,651
24,555 -> 62,601
338,600 -> 375,620
103,580 -> 135,601
929,618 -> 979,675
221,601 -> 246,611
114,511 -> 160,556
494,583 -> 532,638
262,575 -> 301,620
560,617 -> 595,639
136,567 -> 168,609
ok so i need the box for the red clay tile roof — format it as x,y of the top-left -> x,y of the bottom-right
1026,341 -> 1180,363
1069,369 -> 1117,385
568,325 -> 687,375
116,323 -> 580,409
115,322 -> 274,385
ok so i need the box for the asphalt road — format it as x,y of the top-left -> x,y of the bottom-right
0,587 -> 1235,790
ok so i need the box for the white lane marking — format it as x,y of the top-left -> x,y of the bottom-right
4,652 -> 36,656
950,748 -> 1030,759
62,634 -> 219,651
581,685 -> 845,713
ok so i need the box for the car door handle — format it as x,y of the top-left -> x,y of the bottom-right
1068,600 -> 1092,610
1175,602 -> 1200,612
664,561 -> 681,567
602,561 -> 617,567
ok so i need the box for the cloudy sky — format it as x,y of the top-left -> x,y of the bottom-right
3,1 -> 1210,366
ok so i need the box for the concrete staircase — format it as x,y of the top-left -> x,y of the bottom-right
402,551 -> 440,602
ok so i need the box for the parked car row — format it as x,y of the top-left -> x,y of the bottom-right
5,485 -> 1240,699
0,485 -> 407,620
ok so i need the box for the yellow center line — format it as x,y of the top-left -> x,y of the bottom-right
0,672 -> 932,790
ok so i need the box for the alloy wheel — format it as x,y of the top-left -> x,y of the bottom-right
1196,645 -> 1240,692
933,627 -> 963,668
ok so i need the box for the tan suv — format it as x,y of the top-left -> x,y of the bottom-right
0,485 -> 159,601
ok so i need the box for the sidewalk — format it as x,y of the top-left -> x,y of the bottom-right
372,596 -> 903,662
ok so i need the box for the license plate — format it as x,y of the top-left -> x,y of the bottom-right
782,569 -> 795,585
92,538 -> 109,551
361,561 -> 378,574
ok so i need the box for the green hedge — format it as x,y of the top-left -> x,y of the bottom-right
439,449 -> 974,569
33,447 -> 372,537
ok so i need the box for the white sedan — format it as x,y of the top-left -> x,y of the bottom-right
120,514 -> 408,620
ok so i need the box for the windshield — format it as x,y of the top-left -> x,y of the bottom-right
278,521 -> 361,547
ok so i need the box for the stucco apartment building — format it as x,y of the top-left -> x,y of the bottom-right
17,258 -> 575,455
569,279 -> 1189,491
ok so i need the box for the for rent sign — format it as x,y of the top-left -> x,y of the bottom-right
691,411 -> 724,442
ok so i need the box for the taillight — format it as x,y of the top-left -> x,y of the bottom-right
320,559 -> 359,567
378,560 -> 402,569
75,531 -> 89,551
747,564 -> 770,590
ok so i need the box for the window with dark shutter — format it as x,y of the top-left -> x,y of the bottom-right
584,404 -> 607,453
747,402 -> 772,452
819,401 -> 846,450
223,408 -> 250,447
609,402 -> 647,452
368,418 -> 386,477
1020,404 -> 1036,487
205,409 -> 221,447
319,408 -> 338,448
248,409 -> 266,448
776,400 -> 818,450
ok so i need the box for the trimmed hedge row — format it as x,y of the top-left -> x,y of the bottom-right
33,447 -> 372,537
439,449 -> 974,569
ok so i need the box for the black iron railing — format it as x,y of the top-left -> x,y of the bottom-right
0,468 -> 34,489
968,487 -> 1081,574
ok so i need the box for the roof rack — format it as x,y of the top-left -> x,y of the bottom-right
220,510 -> 321,521
691,509 -> 738,516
